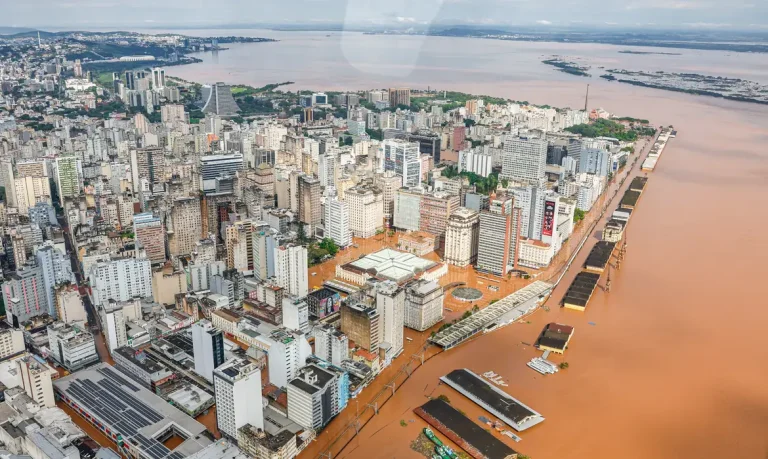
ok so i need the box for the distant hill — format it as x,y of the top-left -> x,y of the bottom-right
0,27 -> 40,36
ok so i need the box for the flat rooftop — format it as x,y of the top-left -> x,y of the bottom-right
415,399 -> 519,459
54,363 -> 211,459
562,272 -> 601,308
441,369 -> 544,431
584,241 -> 616,271
620,189 -> 641,208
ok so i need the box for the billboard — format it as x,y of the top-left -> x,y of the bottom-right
542,200 -> 556,237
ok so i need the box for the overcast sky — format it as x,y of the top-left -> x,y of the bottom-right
2,0 -> 766,30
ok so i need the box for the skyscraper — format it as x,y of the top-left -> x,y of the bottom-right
376,281 -> 405,363
130,147 -> 165,193
346,182 -> 384,238
151,67 -> 166,89
169,197 -> 202,257
476,194 -> 519,276
200,82 -> 241,117
275,244 -> 308,298
383,139 -> 422,188
3,265 -> 47,326
444,207 -> 480,267
501,137 -> 548,184
297,175 -> 321,232
133,213 -> 166,264
388,88 -> 411,107
324,191 -> 351,248
88,257 -> 153,307
192,320 -> 225,382
35,242 -> 76,318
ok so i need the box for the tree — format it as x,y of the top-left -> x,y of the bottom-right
319,238 -> 339,257
463,119 -> 476,128
559,362 -> 570,370
297,222 -> 308,243
437,394 -> 451,404
573,209 -> 586,223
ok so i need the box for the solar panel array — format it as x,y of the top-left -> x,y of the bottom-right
62,368 -> 180,459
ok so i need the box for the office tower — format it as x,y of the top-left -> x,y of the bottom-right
88,257 -> 152,307
376,281 -> 405,363
444,207 -> 480,267
375,171 -> 402,226
0,160 -> 17,207
226,219 -> 262,273
311,92 -> 328,105
476,194 -> 519,276
266,329 -> 311,388
151,67 -> 166,89
169,197 -> 202,257
73,59 -> 83,77
46,322 -> 99,371
192,320 -> 225,382
14,176 -> 52,215
501,137 -> 548,184
579,148 -> 611,177
3,265 -> 47,326
313,324 -> 349,366
274,245 -> 308,298
0,328 -> 25,360
100,300 -> 140,352
287,364 -> 344,430
406,130 -> 442,163
214,358 -> 264,437
200,82 -> 241,116
251,226 -> 275,282
17,355 -> 56,407
130,147 -> 165,193
340,302 -> 380,351
125,70 -> 136,90
388,88 -> 411,107
16,160 -> 46,178
324,192 -> 351,248
133,213 -> 166,264
404,279 -> 444,331
297,175 -> 321,232
55,155 -> 80,204
35,242 -> 76,318
420,191 -> 460,249
318,150 -> 336,187
383,139 -> 422,188
393,188 -> 423,232
200,153 -> 243,193
346,182 -> 384,238
452,126 -> 466,152
282,296 -> 309,333
458,148 -> 493,177
510,183 -> 546,240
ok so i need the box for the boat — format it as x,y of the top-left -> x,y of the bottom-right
424,428 -> 444,446
434,446 -> 452,459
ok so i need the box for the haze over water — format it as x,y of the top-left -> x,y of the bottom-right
163,30 -> 768,458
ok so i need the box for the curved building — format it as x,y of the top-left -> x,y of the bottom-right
200,82 -> 241,117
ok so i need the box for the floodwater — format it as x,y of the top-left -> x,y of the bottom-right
148,30 -> 768,458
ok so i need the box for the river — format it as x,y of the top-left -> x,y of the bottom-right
153,29 -> 768,458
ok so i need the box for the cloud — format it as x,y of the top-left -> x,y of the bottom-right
396,16 -> 416,23
536,19 -> 552,25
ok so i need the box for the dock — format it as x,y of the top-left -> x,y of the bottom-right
562,271 -> 601,311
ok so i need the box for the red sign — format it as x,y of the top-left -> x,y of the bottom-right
542,200 -> 556,237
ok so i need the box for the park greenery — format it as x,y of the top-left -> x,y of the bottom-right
573,208 -> 586,223
307,238 -> 340,266
565,119 -> 654,142
441,165 -> 499,195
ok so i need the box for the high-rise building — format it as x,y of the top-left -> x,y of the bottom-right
388,88 -> 411,108
452,126 -> 466,152
420,191 -> 460,249
169,197 -> 202,257
458,148 -> 493,177
47,322 -> 99,371
375,171 -> 402,226
393,188 -> 423,232
200,153 -> 243,193
265,328 -> 311,389
510,183 -> 547,240
201,82 -> 241,117
313,324 -> 349,366
192,320 -> 225,382
287,364 -> 345,430
0,328 -> 25,360
133,213 -> 166,264
274,245 -> 308,298
383,139 -> 422,188
214,358 -> 264,438
54,155 -> 81,203
346,182 -> 383,238
17,354 -> 56,407
160,104 -> 185,123
501,137 -> 548,184
130,147 -> 165,193
151,67 -> 166,89
444,207 -> 480,267
14,176 -> 52,215
0,160 -> 17,207
376,281 -> 405,363
404,279 -> 444,332
340,302 -> 380,352
88,257 -> 153,307
579,148 -> 611,177
226,219 -> 260,273
324,192 -> 351,248
297,175 -> 321,231
476,194 -> 520,276
3,265 -> 47,326
35,242 -> 76,317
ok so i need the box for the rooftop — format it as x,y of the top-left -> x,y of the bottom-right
342,248 -> 442,283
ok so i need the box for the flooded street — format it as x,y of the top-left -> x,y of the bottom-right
146,29 -> 768,458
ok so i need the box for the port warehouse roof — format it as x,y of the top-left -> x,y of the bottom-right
620,189 -> 641,209
584,241 -> 616,272
629,176 -> 648,193
429,281 -> 552,349
536,323 -> 574,352
562,272 -> 601,309
440,369 -> 544,432
54,363 -> 211,459
415,399 -> 519,459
